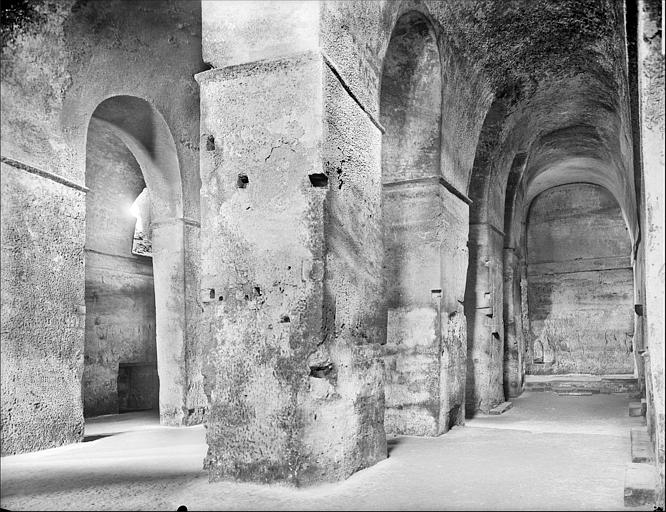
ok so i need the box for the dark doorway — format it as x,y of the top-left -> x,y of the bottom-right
117,363 -> 159,413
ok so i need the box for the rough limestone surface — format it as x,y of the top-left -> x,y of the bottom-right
503,247 -> 526,398
197,54 -> 324,486
382,181 -> 467,434
199,52 -> 333,485
465,224 -> 505,413
638,0 -> 665,506
306,62 -> 387,483
0,162 -> 85,455
382,182 -> 443,436
0,0 -> 663,502
437,194 -> 469,429
526,184 -> 635,375
198,41 -> 387,484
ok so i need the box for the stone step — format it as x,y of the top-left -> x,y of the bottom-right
489,401 -> 513,415
624,462 -> 656,507
630,427 -> 654,463
524,375 -> 640,396
629,402 -> 643,417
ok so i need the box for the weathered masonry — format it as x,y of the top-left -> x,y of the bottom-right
1,0 -> 663,506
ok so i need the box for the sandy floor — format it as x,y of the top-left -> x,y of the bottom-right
1,392 -> 649,511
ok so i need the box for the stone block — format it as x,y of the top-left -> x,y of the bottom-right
631,427 -> 654,464
630,402 -> 644,417
489,401 -> 513,415
624,463 -> 656,507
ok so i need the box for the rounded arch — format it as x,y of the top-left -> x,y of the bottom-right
87,95 -> 183,222
380,9 -> 442,184
376,2 -> 441,69
466,95 -> 512,206
523,182 -> 635,376
523,158 -> 635,245
84,95 -> 191,427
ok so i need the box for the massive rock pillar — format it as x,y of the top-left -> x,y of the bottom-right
383,179 -> 469,435
151,219 -> 189,425
152,216 -> 205,426
503,247 -> 524,398
465,222 -> 505,413
637,0 -> 664,506
196,1 -> 386,485
437,189 -> 470,430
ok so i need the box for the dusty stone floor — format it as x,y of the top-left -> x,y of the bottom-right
0,392 -> 649,511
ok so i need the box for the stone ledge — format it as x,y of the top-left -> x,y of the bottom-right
525,374 -> 640,396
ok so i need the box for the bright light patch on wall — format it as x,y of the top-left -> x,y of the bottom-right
130,188 -> 152,257
129,200 -> 141,224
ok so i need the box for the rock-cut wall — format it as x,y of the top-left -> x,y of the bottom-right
526,183 -> 634,375
0,160 -> 86,455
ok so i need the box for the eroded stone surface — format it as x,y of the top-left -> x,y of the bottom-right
526,184 -> 634,375
637,0 -> 665,506
0,162 -> 85,455
0,0 -> 663,501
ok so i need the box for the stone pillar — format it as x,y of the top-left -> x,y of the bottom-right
438,187 -> 470,430
151,219 -> 189,426
503,247 -> 524,398
520,261 -> 532,365
197,1 -> 385,485
382,178 -> 468,435
638,0 -> 664,506
465,223 -> 505,413
632,248 -> 646,394
383,179 -> 442,436
183,220 -> 207,425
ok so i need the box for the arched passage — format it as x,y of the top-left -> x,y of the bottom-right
380,10 -> 463,436
83,117 -> 158,417
84,96 -> 191,426
502,151 -> 529,399
524,183 -> 635,375
464,95 -> 511,415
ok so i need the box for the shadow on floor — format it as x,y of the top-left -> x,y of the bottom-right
82,434 -> 114,443
387,437 -> 406,457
